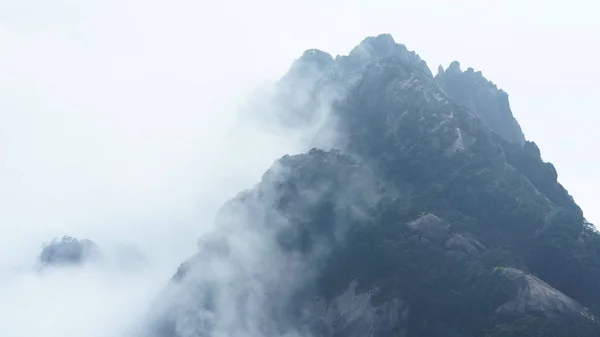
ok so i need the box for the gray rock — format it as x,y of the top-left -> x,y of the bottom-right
407,213 -> 450,243
436,63 -> 526,145
342,34 -> 432,77
437,64 -> 445,76
444,234 -> 484,256
304,282 -> 408,337
446,61 -> 462,74
495,267 -> 591,322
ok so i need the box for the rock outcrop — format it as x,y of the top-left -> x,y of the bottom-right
407,213 -> 450,243
436,61 -> 526,145
338,34 -> 432,77
495,267 -> 590,322
38,236 -> 99,267
304,282 -> 408,337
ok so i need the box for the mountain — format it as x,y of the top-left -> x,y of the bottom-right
38,236 -> 99,268
140,34 -> 600,337
36,236 -> 147,271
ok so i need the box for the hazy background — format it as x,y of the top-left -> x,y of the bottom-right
0,0 -> 598,336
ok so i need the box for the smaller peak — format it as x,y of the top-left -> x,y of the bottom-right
437,64 -> 445,76
297,49 -> 334,67
363,33 -> 396,45
39,236 -> 99,267
301,48 -> 333,60
345,33 -> 432,76
447,61 -> 462,73
285,48 -> 335,79
351,33 -> 404,60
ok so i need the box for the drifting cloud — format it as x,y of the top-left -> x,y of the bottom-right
0,1 -> 322,336
1,0 -> 599,336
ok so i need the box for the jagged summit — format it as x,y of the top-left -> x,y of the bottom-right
340,33 -> 431,76
287,49 -> 335,77
446,60 -> 462,74
437,64 -> 445,75
347,34 -> 406,61
301,49 -> 334,62
436,61 -> 526,145
278,34 -> 524,148
283,33 -> 431,83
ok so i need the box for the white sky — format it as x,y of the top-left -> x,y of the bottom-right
0,1 -> 599,336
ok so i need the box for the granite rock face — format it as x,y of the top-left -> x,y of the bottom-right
436,61 -> 526,145
304,282 -> 408,337
444,233 -> 485,257
495,267 -> 590,322
407,214 -> 450,243
339,34 -> 432,77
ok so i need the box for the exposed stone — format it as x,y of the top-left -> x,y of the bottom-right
341,34 -> 432,77
495,267 -> 590,322
436,63 -> 526,145
444,234 -> 484,256
407,213 -> 450,243
304,282 -> 408,337
447,61 -> 461,74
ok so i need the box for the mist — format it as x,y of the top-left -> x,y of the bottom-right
1,0 -> 599,336
0,1 -> 318,336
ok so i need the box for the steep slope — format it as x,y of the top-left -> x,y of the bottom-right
141,35 -> 600,337
435,61 -> 526,145
144,149 -> 392,337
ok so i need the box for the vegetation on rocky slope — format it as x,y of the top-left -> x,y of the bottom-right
145,34 -> 600,337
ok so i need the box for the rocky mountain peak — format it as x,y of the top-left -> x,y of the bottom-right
349,33 -> 398,60
436,62 -> 526,145
446,60 -> 462,74
288,49 -> 336,76
142,34 -> 600,337
339,34 -> 432,76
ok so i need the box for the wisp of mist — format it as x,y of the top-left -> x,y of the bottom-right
0,1 -> 325,336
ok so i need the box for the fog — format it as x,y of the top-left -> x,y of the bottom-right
1,0 -> 599,336
0,1 -> 316,335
